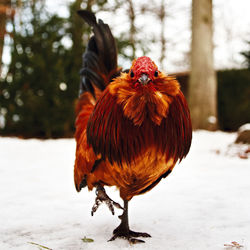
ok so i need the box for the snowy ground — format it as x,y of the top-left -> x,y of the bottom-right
0,131 -> 250,250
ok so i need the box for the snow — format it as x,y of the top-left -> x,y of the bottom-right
239,123 -> 250,132
0,131 -> 250,250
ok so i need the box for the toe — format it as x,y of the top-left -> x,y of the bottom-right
129,230 -> 151,238
129,238 -> 145,244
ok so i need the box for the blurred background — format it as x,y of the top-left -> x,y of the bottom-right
0,2 -> 249,248
0,0 -> 249,138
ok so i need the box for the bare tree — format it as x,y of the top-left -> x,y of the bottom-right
159,0 -> 166,69
188,0 -> 217,130
127,0 -> 136,59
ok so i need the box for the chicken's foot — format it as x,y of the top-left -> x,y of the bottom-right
91,185 -> 123,216
108,199 -> 151,244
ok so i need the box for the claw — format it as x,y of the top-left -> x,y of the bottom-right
108,230 -> 151,244
91,185 -> 123,216
108,235 -> 145,244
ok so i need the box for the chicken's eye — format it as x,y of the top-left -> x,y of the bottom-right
154,71 -> 158,77
130,70 -> 134,78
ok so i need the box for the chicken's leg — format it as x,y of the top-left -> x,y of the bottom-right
91,184 -> 123,216
109,199 -> 151,244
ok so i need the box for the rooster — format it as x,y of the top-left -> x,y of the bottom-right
74,10 -> 192,243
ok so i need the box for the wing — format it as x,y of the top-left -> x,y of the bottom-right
160,91 -> 192,163
87,88 -> 141,166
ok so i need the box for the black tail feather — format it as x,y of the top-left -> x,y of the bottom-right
77,10 -> 97,27
83,51 -> 101,72
80,68 -> 106,91
80,78 -> 95,98
78,10 -> 118,98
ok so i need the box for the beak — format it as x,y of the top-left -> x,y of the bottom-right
138,74 -> 150,85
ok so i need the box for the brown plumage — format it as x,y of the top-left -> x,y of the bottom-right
74,10 -> 192,243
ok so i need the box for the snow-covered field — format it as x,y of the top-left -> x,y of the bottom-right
0,131 -> 250,250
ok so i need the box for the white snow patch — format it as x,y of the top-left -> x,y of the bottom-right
0,131 -> 250,249
239,123 -> 250,132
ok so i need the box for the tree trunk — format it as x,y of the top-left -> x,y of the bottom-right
188,0 -> 217,130
0,0 -> 11,74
